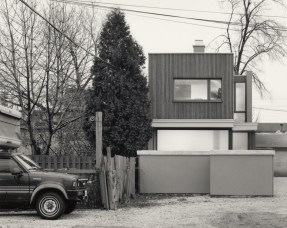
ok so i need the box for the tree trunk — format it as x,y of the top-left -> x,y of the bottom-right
27,118 -> 41,155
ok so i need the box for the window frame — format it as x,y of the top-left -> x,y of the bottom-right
0,157 -> 23,173
173,78 -> 223,102
157,129 -> 230,151
234,82 -> 247,122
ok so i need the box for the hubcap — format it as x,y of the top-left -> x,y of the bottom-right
43,200 -> 57,213
39,196 -> 61,217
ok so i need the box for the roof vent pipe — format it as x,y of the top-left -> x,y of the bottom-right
193,40 -> 205,53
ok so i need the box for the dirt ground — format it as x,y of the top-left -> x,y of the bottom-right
1,178 -> 287,228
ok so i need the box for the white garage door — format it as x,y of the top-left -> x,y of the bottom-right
157,130 -> 229,151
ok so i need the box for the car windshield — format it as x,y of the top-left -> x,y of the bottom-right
15,155 -> 42,171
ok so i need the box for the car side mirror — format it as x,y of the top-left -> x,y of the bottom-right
11,167 -> 22,176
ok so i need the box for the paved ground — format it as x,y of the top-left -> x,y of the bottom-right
1,178 -> 287,228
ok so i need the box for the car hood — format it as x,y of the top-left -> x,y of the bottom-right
29,170 -> 78,181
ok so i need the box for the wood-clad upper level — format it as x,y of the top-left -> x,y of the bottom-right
149,53 -> 234,119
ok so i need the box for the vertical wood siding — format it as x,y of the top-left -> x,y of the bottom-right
149,53 -> 234,119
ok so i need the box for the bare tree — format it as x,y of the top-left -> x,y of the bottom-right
0,0 -> 45,154
0,0 -> 100,155
38,3 -> 100,155
215,0 -> 287,93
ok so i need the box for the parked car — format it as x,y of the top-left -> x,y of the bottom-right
0,152 -> 87,220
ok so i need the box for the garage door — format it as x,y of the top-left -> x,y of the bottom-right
157,130 -> 229,151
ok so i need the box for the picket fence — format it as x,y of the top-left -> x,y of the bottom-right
31,155 -> 96,174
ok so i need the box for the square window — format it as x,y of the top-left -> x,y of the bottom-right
174,80 -> 192,100
190,80 -> 207,100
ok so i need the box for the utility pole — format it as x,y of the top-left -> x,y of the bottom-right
95,112 -> 102,169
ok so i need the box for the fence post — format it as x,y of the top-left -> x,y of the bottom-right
100,156 -> 109,209
106,147 -> 117,210
95,112 -> 102,169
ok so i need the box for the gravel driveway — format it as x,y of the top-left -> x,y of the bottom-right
1,178 -> 287,228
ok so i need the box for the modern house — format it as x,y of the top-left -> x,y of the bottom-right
137,41 -> 274,196
147,40 -> 258,151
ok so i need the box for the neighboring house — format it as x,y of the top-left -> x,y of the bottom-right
256,123 -> 287,176
0,105 -> 21,150
19,88 -> 92,155
147,40 -> 258,151
0,86 -> 9,107
256,123 -> 287,150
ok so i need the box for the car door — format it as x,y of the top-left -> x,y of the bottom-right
0,157 -> 30,206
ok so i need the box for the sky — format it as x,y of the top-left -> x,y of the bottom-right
70,0 -> 287,122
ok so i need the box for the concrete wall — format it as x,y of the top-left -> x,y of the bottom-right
210,155 -> 273,196
273,151 -> 287,176
139,152 -> 210,193
138,150 -> 274,196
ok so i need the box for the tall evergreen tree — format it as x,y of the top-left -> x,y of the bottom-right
84,9 -> 152,157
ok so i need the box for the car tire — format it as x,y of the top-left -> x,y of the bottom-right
36,192 -> 65,220
65,200 -> 77,214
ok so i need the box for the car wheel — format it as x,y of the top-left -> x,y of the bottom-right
36,192 -> 65,220
65,200 -> 77,214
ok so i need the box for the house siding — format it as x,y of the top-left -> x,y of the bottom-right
149,53 -> 234,119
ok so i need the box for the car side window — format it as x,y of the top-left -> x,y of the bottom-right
0,158 -> 21,173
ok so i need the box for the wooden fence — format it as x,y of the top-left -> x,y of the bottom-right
100,148 -> 136,210
31,155 -> 96,174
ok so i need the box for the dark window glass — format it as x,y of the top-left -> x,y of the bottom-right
0,158 -> 20,173
210,80 -> 222,100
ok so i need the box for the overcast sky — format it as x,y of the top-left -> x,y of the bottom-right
90,0 -> 287,122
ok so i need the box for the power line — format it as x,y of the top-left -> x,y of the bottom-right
87,0 -> 287,19
253,107 -> 287,112
50,0 -> 287,32
65,0 -> 240,32
50,0 -> 241,27
125,12 -> 287,37
17,0 -> 115,68
122,11 -> 240,32
79,1 -> 235,15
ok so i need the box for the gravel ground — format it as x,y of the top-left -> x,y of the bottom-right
1,178 -> 287,228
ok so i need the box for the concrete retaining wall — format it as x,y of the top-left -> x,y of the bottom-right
138,150 -> 274,196
210,155 -> 273,196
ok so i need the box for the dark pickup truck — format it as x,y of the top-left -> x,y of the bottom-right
0,152 -> 87,220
